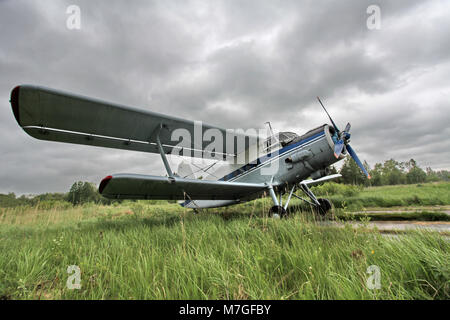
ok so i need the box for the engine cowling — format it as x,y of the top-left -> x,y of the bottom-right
310,167 -> 331,180
285,150 -> 312,163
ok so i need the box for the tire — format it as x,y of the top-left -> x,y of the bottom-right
316,198 -> 332,216
269,205 -> 287,218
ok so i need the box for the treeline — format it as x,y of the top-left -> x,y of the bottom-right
336,158 -> 449,186
0,181 -> 116,208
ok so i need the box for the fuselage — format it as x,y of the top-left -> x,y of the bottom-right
181,124 -> 344,208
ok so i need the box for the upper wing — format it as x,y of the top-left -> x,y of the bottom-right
10,85 -> 257,161
99,174 -> 268,200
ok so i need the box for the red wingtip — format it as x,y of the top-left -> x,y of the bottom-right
99,175 -> 113,194
10,86 -> 21,125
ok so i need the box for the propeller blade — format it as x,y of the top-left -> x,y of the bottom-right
344,122 -> 351,133
317,97 -> 340,133
334,140 -> 345,158
346,144 -> 371,179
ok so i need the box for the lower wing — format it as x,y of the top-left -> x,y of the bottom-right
99,174 -> 270,200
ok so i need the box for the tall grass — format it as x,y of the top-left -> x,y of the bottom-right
0,200 -> 448,300
310,182 -> 450,210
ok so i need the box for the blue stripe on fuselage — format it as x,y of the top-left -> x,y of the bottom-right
220,130 -> 325,182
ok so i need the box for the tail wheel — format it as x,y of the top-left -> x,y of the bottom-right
269,205 -> 287,218
316,198 -> 332,216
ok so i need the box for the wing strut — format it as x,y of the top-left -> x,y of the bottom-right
153,124 -> 175,179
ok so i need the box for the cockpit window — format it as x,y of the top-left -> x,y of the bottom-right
260,131 -> 300,152
278,132 -> 299,146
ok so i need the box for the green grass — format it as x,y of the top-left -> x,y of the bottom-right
316,182 -> 450,210
0,197 -> 449,300
336,210 -> 450,222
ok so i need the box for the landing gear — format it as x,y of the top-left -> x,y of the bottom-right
315,198 -> 332,216
266,184 -> 290,218
269,205 -> 287,218
297,183 -> 333,216
265,180 -> 333,218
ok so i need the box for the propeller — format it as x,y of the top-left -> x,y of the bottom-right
317,97 -> 371,179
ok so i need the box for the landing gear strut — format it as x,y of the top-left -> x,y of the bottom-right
266,184 -> 289,218
266,180 -> 333,218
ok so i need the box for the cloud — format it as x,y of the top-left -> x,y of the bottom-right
0,0 -> 449,194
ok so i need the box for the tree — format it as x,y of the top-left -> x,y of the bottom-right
426,167 -> 440,182
369,163 -> 383,186
339,157 -> 368,185
381,159 -> 406,185
67,181 -> 101,205
406,159 -> 426,184
67,181 -> 83,205
436,170 -> 450,181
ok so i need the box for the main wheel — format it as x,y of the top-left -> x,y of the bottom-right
269,205 -> 287,218
315,198 -> 332,216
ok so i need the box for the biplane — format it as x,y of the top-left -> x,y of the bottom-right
10,85 -> 370,217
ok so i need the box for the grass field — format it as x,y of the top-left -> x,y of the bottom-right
310,181 -> 450,210
0,183 -> 449,300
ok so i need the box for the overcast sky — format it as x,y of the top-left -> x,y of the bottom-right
1,0 -> 449,195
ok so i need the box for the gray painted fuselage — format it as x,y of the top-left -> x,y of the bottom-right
182,124 -> 344,208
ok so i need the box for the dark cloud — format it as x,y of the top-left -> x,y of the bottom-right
0,0 -> 449,194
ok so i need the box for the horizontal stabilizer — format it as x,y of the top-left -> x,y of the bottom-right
99,174 -> 269,200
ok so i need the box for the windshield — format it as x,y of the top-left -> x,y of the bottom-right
260,131 -> 300,153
